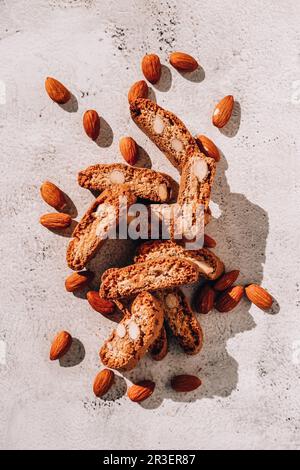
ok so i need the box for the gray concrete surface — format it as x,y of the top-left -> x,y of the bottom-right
1,0 -> 300,450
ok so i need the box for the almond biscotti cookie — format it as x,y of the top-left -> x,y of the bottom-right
99,256 -> 200,300
66,185 -> 137,271
158,289 -> 203,355
135,240 -> 224,281
100,291 -> 164,370
78,163 -> 177,203
149,323 -> 168,361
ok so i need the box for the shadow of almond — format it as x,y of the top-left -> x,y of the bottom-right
61,192 -> 78,218
218,101 -> 241,137
153,64 -> 172,92
178,65 -> 205,83
59,338 -> 85,367
95,117 -> 114,148
135,145 -> 152,169
59,93 -> 78,113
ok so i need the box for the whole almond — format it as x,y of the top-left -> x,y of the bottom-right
93,369 -> 115,397
40,181 -> 66,211
119,136 -> 138,165
83,110 -> 100,141
141,54 -> 161,84
245,284 -> 273,310
169,52 -> 198,72
203,233 -> 217,248
87,291 -> 115,314
50,331 -> 72,360
45,77 -> 71,104
40,213 -> 71,229
212,95 -> 234,128
215,285 -> 244,312
195,284 -> 215,314
128,380 -> 155,402
171,374 -> 201,392
128,80 -> 148,104
196,135 -> 220,162
214,270 -> 240,292
65,271 -> 93,292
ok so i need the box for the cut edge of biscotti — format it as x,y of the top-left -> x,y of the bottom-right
99,291 -> 164,370
66,185 -> 137,271
78,163 -> 178,203
99,256 -> 200,300
134,240 -> 224,281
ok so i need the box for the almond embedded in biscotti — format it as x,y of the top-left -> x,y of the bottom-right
40,213 -> 71,230
158,183 -> 168,202
141,54 -> 161,84
87,291 -> 115,315
165,293 -> 179,309
40,181 -> 67,211
128,80 -> 148,104
171,138 -> 183,152
93,369 -> 115,397
192,157 -> 208,182
169,52 -> 198,72
153,115 -> 165,134
109,169 -> 125,185
245,284 -> 273,310
128,380 -> 155,402
119,136 -> 138,165
212,95 -> 234,128
65,271 -> 93,292
49,331 -> 72,360
83,110 -> 100,141
128,320 -> 140,340
196,135 -> 220,162
45,77 -> 71,104
116,323 -> 126,338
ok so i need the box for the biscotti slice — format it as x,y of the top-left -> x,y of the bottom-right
66,185 -> 137,270
78,163 -> 176,203
100,291 -> 164,370
158,289 -> 203,355
149,323 -> 168,361
135,240 -> 224,281
99,256 -> 200,299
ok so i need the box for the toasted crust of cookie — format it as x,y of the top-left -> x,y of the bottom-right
78,163 -> 177,203
149,323 -> 168,361
66,185 -> 137,271
135,240 -> 224,281
99,291 -> 164,370
158,289 -> 203,355
99,256 -> 200,299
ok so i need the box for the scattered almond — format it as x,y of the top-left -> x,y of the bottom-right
204,233 -> 217,248
245,284 -> 273,310
215,285 -> 244,312
40,213 -> 71,229
195,283 -> 215,314
50,331 -> 72,360
87,291 -> 115,315
65,271 -> 93,292
128,380 -> 155,402
119,136 -> 138,165
83,110 -> 100,141
40,181 -> 67,211
169,52 -> 198,72
93,369 -> 115,397
196,135 -> 220,162
212,95 -> 234,128
45,77 -> 71,104
128,80 -> 148,104
141,54 -> 161,84
214,270 -> 240,292
171,374 -> 201,392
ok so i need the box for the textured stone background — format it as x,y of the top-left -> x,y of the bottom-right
0,0 -> 300,450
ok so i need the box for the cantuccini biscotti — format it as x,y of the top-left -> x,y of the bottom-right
135,240 -> 224,281
158,289 -> 203,355
149,323 -> 168,361
66,185 -> 137,271
78,163 -> 177,203
100,291 -> 164,370
99,256 -> 200,300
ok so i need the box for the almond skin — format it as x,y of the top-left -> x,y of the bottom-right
215,285 -> 244,312
245,284 -> 273,310
128,80 -> 148,104
40,213 -> 71,229
128,380 -> 155,402
40,181 -> 66,211
214,270 -> 240,292
119,136 -> 138,165
93,369 -> 115,397
203,233 -> 217,248
141,54 -> 161,84
171,374 -> 201,392
50,331 -> 72,360
169,52 -> 198,72
65,271 -> 93,292
45,77 -> 71,104
196,135 -> 220,162
195,283 -> 215,314
87,291 -> 115,315
83,110 -> 100,141
212,95 -> 234,128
